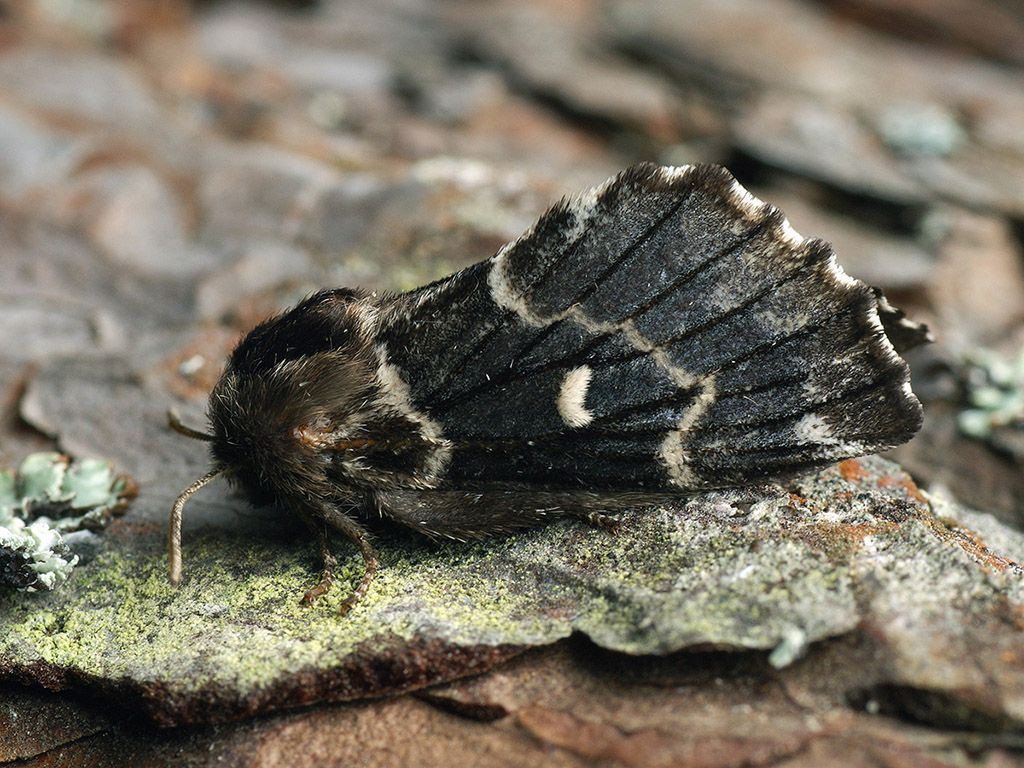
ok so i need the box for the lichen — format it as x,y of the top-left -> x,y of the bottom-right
958,345 -> 1024,460
0,452 -> 135,592
875,102 -> 966,159
1,456 -> 1023,725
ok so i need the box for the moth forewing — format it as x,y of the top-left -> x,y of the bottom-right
168,162 -> 926,613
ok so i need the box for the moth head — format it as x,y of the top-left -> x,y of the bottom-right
165,288 -> 381,587
200,288 -> 378,496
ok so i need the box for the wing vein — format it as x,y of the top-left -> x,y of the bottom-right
693,371 -> 905,441
428,211 -> 770,414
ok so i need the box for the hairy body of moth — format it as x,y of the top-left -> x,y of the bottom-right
169,163 -> 928,614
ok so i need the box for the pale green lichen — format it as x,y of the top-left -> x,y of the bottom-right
0,452 -> 134,591
875,102 -> 966,159
768,625 -> 809,669
958,346 -> 1024,455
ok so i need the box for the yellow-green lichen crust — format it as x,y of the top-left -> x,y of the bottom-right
2,456 -> 1024,725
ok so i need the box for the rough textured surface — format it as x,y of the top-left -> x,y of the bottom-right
3,0 -> 1024,763
1,456 -> 1023,729
607,0 -> 1024,215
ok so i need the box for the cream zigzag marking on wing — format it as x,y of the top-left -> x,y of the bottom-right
719,174 -> 906,375
721,173 -> 917,454
488,165 -> 693,325
371,343 -> 453,486
328,296 -> 453,484
281,295 -> 454,486
487,164 -> 925,487
488,248 -> 714,487
486,172 -> 619,316
560,176 -> 611,246
488,165 -> 733,487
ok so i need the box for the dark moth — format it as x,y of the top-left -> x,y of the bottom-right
170,163 -> 927,613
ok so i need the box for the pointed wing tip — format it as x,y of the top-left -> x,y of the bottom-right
872,287 -> 933,354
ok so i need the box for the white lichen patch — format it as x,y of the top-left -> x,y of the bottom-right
0,452 -> 133,592
0,517 -> 79,591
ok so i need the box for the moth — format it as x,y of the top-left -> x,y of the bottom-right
169,163 -> 927,613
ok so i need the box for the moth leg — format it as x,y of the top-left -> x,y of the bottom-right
304,501 -> 379,616
573,510 -> 621,535
567,492 -> 678,534
297,515 -> 338,606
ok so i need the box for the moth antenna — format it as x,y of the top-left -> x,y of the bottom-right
167,409 -> 215,441
169,467 -> 223,586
